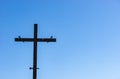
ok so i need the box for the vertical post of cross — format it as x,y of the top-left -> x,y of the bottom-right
33,24 -> 38,79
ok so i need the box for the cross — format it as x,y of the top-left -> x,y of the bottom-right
15,24 -> 56,79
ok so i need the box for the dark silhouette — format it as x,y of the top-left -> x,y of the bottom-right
15,24 -> 56,79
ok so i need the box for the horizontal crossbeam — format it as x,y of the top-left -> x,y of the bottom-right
15,38 -> 56,42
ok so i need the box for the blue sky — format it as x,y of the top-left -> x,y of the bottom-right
1,0 -> 120,79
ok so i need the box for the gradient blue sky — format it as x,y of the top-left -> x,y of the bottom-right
1,0 -> 120,79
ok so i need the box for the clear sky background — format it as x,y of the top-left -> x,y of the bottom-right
0,0 -> 120,79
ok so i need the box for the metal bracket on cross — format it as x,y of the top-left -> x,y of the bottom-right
29,67 -> 39,70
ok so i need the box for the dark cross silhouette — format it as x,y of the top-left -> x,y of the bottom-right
15,24 -> 56,79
